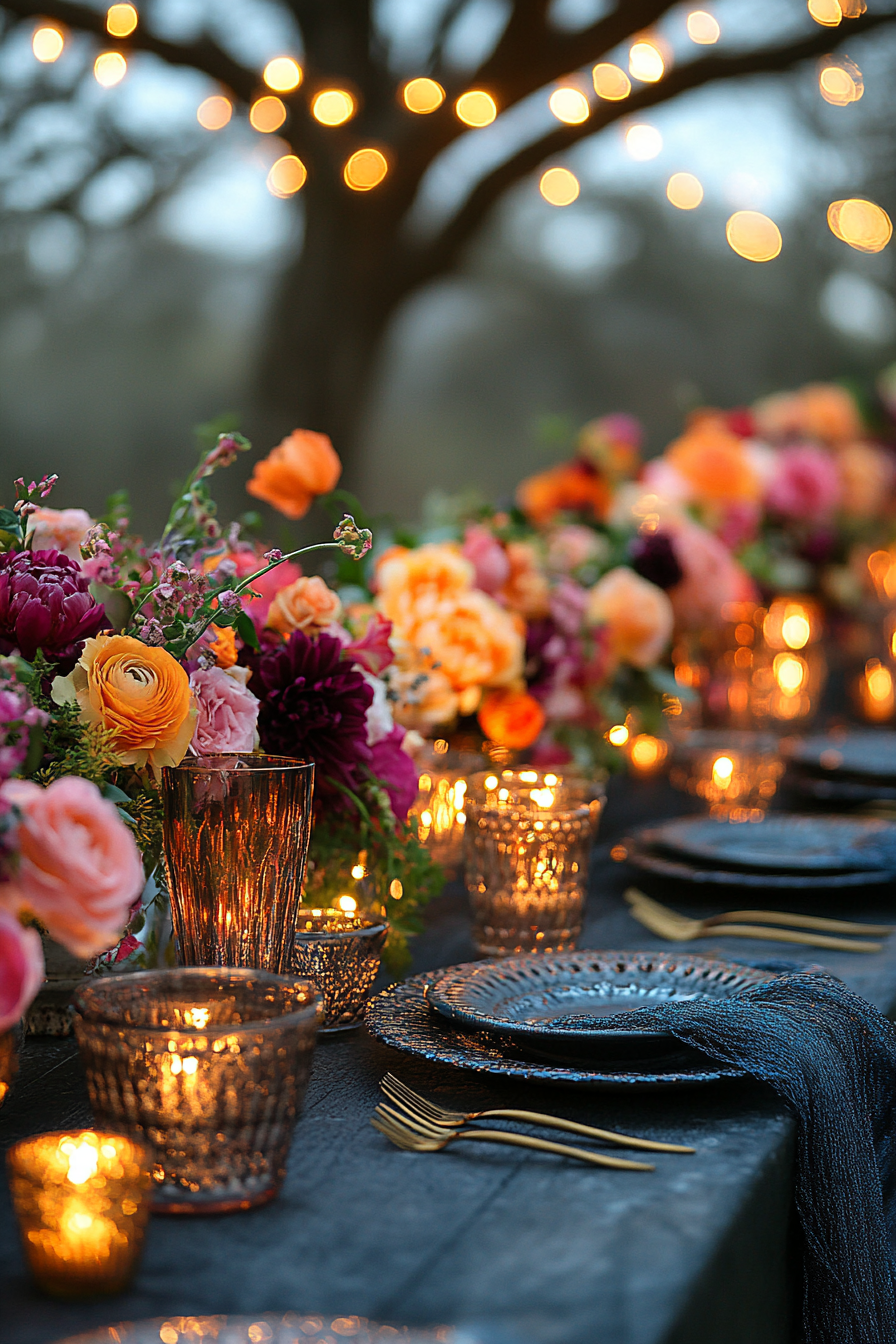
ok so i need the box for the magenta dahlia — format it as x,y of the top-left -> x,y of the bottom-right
252,630 -> 374,804
0,550 -> 107,672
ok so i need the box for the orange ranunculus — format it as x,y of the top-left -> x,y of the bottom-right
478,689 -> 546,750
838,442 -> 895,518
375,544 -> 473,635
501,541 -> 551,619
246,429 -> 342,520
412,591 -> 524,692
54,635 -> 196,779
267,575 -> 343,635
664,420 -> 761,506
586,567 -> 673,669
516,459 -> 610,527
209,624 -> 238,669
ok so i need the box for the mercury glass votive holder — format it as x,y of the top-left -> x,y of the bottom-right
413,745 -> 487,873
162,754 -> 315,973
292,908 -> 389,1031
669,729 -> 784,821
73,968 -> 319,1215
464,770 -> 603,956
7,1129 -> 151,1297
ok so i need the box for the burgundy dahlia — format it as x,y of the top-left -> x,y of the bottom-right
251,630 -> 374,804
0,549 -> 106,672
629,532 -> 684,591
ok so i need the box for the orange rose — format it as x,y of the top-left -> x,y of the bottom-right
665,420 -> 761,506
799,384 -> 862,444
412,591 -> 524,692
838,442 -> 895,518
501,541 -> 550,618
209,624 -> 237,669
267,575 -> 343,635
246,429 -> 342,520
586,567 -> 673,669
375,544 -> 473,634
478,689 -> 546,750
516,459 -> 610,527
54,635 -> 196,778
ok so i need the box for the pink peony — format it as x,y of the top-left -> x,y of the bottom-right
26,508 -> 94,562
0,776 -> 144,959
189,666 -> 260,755
462,525 -> 511,595
369,725 -> 418,822
0,906 -> 43,1031
765,444 -> 842,522
667,520 -> 757,632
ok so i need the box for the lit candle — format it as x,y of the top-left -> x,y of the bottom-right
413,742 -> 485,870
7,1130 -> 150,1296
860,658 -> 895,721
293,908 -> 388,1031
669,731 -> 784,821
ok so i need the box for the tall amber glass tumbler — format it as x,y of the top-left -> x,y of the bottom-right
162,754 -> 315,973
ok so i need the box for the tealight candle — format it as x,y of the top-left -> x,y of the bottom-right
293,908 -> 388,1031
7,1130 -> 151,1297
669,730 -> 784,821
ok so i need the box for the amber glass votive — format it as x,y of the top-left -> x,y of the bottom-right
669,729 -> 784,821
7,1129 -> 151,1297
73,968 -> 318,1214
293,909 -> 388,1032
464,770 -> 603,956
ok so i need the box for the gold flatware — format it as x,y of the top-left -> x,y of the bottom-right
625,888 -> 888,953
371,1108 -> 655,1171
380,1072 -> 693,1154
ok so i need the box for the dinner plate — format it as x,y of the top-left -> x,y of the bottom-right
54,1317 -> 450,1344
639,814 -> 896,873
788,731 -> 896,782
623,840 -> 896,891
426,951 -> 774,1053
365,972 -> 748,1088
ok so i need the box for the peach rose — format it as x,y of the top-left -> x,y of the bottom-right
387,639 -> 459,732
665,420 -> 761,506
586,567 -> 673,669
478,689 -> 546,750
1,776 -> 144,959
0,906 -> 43,1032
246,429 -> 342,520
55,634 -> 196,778
501,541 -> 550,619
837,442 -> 895,518
26,508 -> 94,562
799,384 -> 862,444
516,459 -> 610,527
412,591 -> 524,691
375,544 -> 473,634
267,575 -> 343,635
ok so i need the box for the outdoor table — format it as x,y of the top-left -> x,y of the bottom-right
2,775 -> 895,1344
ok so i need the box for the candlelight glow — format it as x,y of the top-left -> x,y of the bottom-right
666,172 -> 703,209
94,52 -> 127,86
266,154 -> 307,197
863,659 -> 895,720
456,90 -> 497,127
184,1007 -> 209,1028
629,40 -> 665,83
264,57 -> 302,92
818,57 -> 863,105
712,755 -> 734,786
197,96 -> 232,130
389,879 -> 403,899
626,124 -> 662,160
336,894 -> 358,913
32,26 -> 64,62
530,787 -> 556,808
592,63 -> 631,100
351,863 -> 365,880
540,167 -> 580,206
520,770 -> 539,782
250,96 -> 287,132
484,775 -> 499,789
687,11 -> 720,42
607,723 -> 630,745
808,0 -> 842,23
726,211 -> 782,262
781,612 -> 811,649
774,652 -> 807,695
827,198 -> 892,253
312,89 -> 355,126
106,4 -> 137,37
403,77 -> 445,113
344,148 -> 388,190
549,87 -> 590,124
630,734 -> 667,772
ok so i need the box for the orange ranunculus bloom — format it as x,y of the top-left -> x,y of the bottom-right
375,543 -> 473,635
55,635 -> 196,779
412,591 -> 524,692
267,575 -> 343,635
516,459 -> 610,527
586,567 -> 673,669
209,624 -> 238,669
478,689 -> 546,750
246,429 -> 342,520
664,420 -> 761,505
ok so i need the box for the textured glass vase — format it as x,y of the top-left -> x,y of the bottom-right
162,754 -> 314,973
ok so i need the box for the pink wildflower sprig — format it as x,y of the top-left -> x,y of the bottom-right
3,474 -> 59,547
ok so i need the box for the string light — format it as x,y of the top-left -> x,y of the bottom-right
625,124 -> 662,160
267,154 -> 307,197
592,63 -> 631,100
726,210 -> 782,262
402,77 -> 445,113
629,39 -> 665,83
818,57 -> 863,105
344,148 -> 388,191
828,198 -> 892,253
311,89 -> 355,126
249,96 -> 287,132
539,167 -> 580,206
197,96 -> 232,130
808,0 -> 842,23
263,57 -> 302,92
666,171 -> 703,209
686,11 -> 720,42
548,87 -> 590,125
455,90 -> 497,127
106,4 -> 137,37
32,26 -> 64,62
94,52 -> 127,87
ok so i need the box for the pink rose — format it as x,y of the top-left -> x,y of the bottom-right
546,525 -> 603,574
667,520 -> 757,631
189,667 -> 260,755
26,508 -> 94,562
765,444 -> 841,522
462,525 -> 511,595
0,777 -> 144,959
0,906 -> 43,1031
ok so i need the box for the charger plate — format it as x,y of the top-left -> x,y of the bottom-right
55,1318 -> 449,1344
366,971 -> 747,1088
624,841 -> 896,891
788,731 -> 896,782
639,814 -> 896,873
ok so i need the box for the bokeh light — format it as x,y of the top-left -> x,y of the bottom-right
827,198 -> 893,252
311,89 -> 355,126
629,40 -> 665,83
607,724 -> 630,746
267,154 -> 307,198
249,96 -> 287,132
94,52 -> 127,87
263,57 -> 302,92
539,167 -> 580,206
197,96 -> 232,131
630,735 -> 668,772
818,57 -> 863,105
808,0 -> 842,23
625,124 -> 663,160
106,4 -> 137,37
344,148 -> 388,191
455,90 -> 497,127
666,171 -> 704,209
839,0 -> 867,15
725,210 -> 782,261
32,26 -> 64,63
402,77 -> 445,113
686,11 -> 720,43
548,87 -> 590,125
592,63 -> 631,100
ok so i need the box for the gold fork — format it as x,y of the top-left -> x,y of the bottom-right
625,888 -> 890,953
371,1108 -> 655,1171
380,1073 -> 694,1154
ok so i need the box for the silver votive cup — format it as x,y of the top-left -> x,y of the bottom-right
293,909 -> 389,1031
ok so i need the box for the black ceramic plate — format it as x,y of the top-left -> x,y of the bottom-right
624,840 -> 896,890
788,731 -> 896,782
639,814 -> 896,874
366,972 -> 748,1088
426,951 -> 774,1049
54,1319 -> 448,1344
